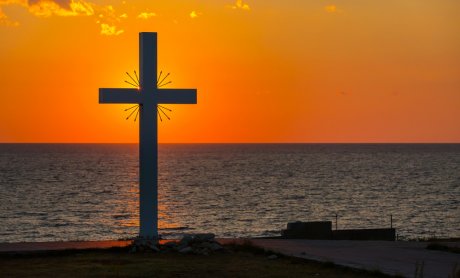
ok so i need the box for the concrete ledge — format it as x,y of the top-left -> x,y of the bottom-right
282,221 -> 396,240
332,228 -> 396,241
0,240 -> 132,253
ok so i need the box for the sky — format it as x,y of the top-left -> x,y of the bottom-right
0,0 -> 459,143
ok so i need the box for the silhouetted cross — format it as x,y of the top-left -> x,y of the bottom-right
99,32 -> 197,240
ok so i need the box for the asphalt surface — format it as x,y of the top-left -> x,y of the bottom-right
250,239 -> 460,278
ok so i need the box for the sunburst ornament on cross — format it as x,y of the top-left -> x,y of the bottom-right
99,32 -> 197,241
123,70 -> 174,122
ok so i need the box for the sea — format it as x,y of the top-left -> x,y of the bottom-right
0,144 -> 458,243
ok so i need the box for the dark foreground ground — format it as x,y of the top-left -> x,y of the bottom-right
0,244 -> 392,278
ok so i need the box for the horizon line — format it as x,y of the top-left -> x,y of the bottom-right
1,142 -> 459,144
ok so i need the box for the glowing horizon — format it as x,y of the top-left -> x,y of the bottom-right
1,0 -> 459,143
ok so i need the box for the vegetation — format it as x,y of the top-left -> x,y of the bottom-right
426,243 -> 460,254
0,244 -> 394,278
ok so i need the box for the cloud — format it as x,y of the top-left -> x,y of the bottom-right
0,0 -> 25,6
100,23 -> 123,36
98,5 -> 116,20
227,0 -> 250,11
0,0 -> 24,26
137,11 -> 155,19
0,0 -> 127,36
189,10 -> 201,19
0,0 -> 130,36
0,0 -> 95,26
324,5 -> 338,13
27,0 -> 94,17
0,5 -> 19,26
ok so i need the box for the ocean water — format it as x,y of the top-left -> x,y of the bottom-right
0,143 -> 458,243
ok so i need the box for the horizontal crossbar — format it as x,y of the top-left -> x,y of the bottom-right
99,88 -> 141,104
157,89 -> 197,104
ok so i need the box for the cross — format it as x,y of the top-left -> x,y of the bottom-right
99,32 -> 197,240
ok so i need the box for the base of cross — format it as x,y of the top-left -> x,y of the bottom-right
130,236 -> 161,252
128,233 -> 225,254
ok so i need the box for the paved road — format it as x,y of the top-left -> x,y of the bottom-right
250,239 -> 460,278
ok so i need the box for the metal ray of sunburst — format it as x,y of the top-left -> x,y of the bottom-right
158,105 -> 171,120
134,109 -> 139,122
158,81 -> 172,88
157,72 -> 170,87
157,109 -> 163,122
157,70 -> 163,85
125,80 -> 139,88
157,105 -> 167,114
126,72 -> 140,87
125,105 -> 139,111
134,70 -> 140,85
158,105 -> 172,112
126,105 -> 139,120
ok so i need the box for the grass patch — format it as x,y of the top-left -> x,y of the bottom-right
426,243 -> 460,254
0,245 -> 394,278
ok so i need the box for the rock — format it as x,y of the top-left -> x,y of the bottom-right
197,241 -> 223,251
159,248 -> 173,254
131,234 -> 225,255
193,248 -> 209,256
179,246 -> 193,254
180,235 -> 193,246
176,244 -> 187,251
128,237 -> 163,253
148,244 -> 160,252
194,233 -> 215,242
163,241 -> 177,249
210,242 -> 223,251
267,254 -> 278,260
196,242 -> 213,249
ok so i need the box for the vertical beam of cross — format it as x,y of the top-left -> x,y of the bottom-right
139,33 -> 158,239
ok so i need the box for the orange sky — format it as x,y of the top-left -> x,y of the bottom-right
0,0 -> 459,143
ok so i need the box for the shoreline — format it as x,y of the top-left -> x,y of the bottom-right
1,237 -> 459,251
